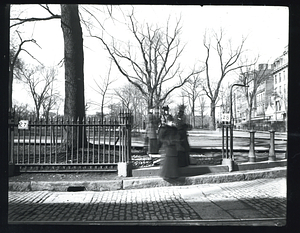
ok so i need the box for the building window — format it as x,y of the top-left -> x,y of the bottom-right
284,84 -> 286,95
279,86 -> 281,95
276,101 -> 281,111
279,73 -> 281,83
283,70 -> 285,80
275,75 -> 277,84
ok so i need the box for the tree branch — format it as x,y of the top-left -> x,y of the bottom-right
10,15 -> 61,28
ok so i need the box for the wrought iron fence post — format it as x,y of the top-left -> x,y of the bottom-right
8,109 -> 15,176
222,124 -> 224,158
117,110 -> 132,177
269,130 -> 276,161
248,130 -> 256,162
126,112 -> 132,163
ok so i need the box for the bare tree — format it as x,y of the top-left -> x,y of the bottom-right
90,60 -> 116,122
20,65 -> 57,120
13,102 -> 34,120
198,96 -> 207,128
202,29 -> 248,130
60,4 -> 86,149
181,73 -> 204,128
60,5 -> 85,120
114,83 -> 148,129
88,10 -> 202,153
115,83 -> 140,110
42,82 -> 62,122
10,4 -> 61,28
10,4 -> 85,121
9,4 -> 60,113
11,4 -> 86,149
9,30 -> 42,112
92,11 -> 202,111
238,63 -> 273,129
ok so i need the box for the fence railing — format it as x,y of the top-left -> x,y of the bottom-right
8,112 -> 132,172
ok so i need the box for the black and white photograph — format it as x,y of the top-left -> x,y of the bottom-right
5,3 -> 289,228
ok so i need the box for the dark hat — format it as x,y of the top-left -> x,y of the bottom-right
166,114 -> 173,122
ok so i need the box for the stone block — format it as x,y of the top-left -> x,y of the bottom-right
9,181 -> 31,191
123,177 -> 169,189
86,180 -> 122,191
30,181 -> 71,191
118,162 -> 132,177
29,180 -> 123,192
244,167 -> 287,180
132,166 -> 160,177
222,158 -> 233,172
185,172 -> 245,185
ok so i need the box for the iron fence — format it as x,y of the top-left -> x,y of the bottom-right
8,112 -> 132,172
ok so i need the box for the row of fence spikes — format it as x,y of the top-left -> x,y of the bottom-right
14,117 -> 131,124
9,107 -> 131,117
11,111 -> 132,123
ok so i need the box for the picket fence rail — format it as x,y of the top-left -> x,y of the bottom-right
8,113 -> 132,172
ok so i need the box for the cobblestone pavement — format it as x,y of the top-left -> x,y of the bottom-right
8,178 -> 286,225
179,177 -> 286,222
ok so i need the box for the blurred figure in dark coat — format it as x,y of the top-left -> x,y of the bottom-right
176,108 -> 190,167
158,115 -> 180,179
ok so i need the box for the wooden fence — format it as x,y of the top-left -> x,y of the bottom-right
8,112 -> 132,172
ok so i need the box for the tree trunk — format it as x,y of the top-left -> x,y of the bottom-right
191,104 -> 195,128
61,4 -> 86,149
101,101 -> 104,123
210,101 -> 216,130
248,107 -> 252,130
35,107 -> 40,120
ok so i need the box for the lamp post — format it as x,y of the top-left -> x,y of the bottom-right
229,83 -> 249,159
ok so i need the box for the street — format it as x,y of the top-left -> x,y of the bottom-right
133,129 -> 287,153
187,130 -> 287,152
8,177 -> 286,226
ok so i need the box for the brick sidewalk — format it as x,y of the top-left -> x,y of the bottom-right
8,189 -> 201,221
8,178 -> 286,225
180,177 -> 286,220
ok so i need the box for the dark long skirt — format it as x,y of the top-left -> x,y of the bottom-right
148,138 -> 158,154
160,145 -> 180,179
177,139 -> 190,167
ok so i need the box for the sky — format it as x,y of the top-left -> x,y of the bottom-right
10,4 -> 289,115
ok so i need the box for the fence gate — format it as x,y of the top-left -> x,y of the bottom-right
8,112 -> 132,173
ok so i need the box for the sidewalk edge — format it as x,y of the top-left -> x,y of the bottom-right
8,167 -> 286,192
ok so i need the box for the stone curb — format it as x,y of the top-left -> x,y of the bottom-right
185,167 -> 286,185
9,180 -> 123,192
9,166 -> 286,192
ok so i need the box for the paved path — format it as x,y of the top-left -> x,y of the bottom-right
8,178 -> 286,226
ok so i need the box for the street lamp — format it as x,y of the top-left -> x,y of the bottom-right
229,83 -> 249,160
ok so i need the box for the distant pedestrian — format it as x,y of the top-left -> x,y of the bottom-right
158,115 -> 180,180
176,109 -> 190,167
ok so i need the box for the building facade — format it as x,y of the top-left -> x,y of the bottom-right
272,45 -> 288,127
228,46 -> 288,131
